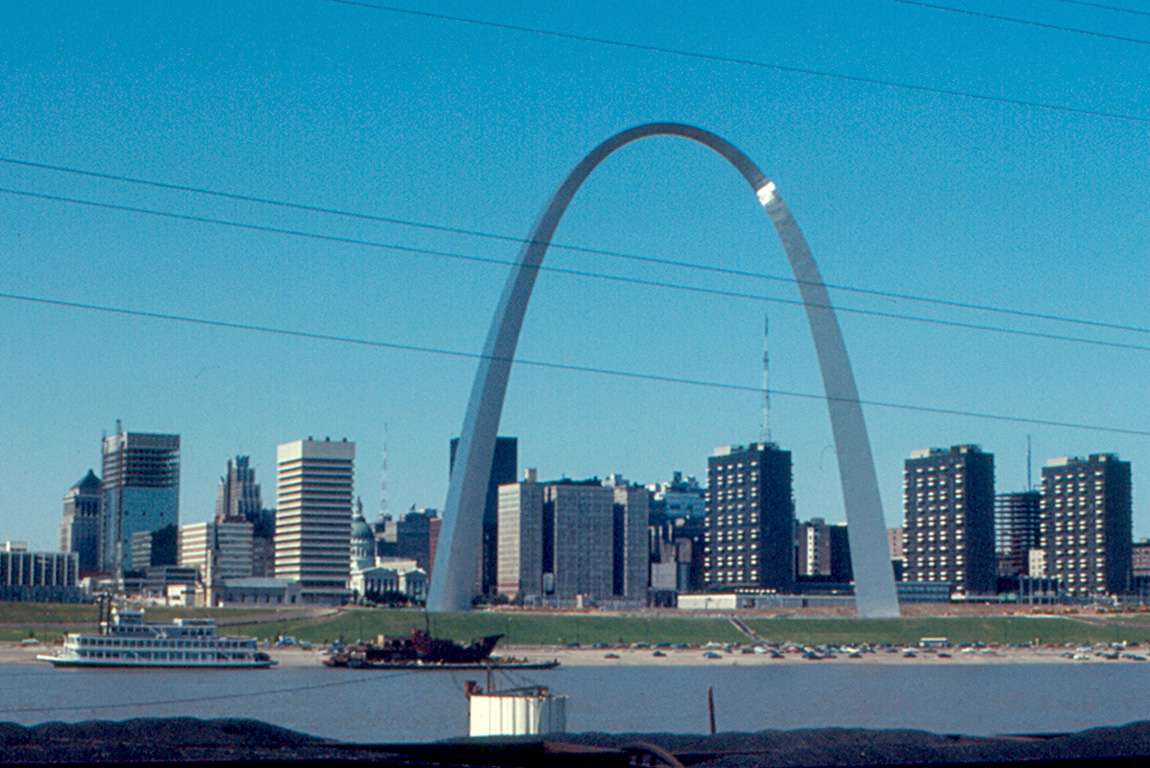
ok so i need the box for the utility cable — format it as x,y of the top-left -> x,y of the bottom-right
1,289 -> 1148,437
2,186 -> 1149,356
1053,0 -> 1150,19
3,155 -> 1148,336
323,0 -> 1150,124
897,0 -> 1150,46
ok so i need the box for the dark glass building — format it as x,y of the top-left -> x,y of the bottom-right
903,445 -> 996,596
704,443 -> 795,592
1040,454 -> 1131,598
450,436 -> 517,595
994,491 -> 1041,578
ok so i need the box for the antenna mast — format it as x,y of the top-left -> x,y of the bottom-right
379,423 -> 390,522
1026,434 -> 1033,491
761,313 -> 771,444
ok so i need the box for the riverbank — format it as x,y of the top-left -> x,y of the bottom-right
3,717 -> 1150,766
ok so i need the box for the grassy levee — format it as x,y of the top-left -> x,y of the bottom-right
744,616 -> 1150,646
0,603 -> 322,642
228,609 -> 745,646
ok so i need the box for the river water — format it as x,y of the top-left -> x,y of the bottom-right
2,663 -> 1148,742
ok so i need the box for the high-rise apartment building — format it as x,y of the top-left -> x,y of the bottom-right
1040,454 -> 1132,598
100,429 -> 180,573
450,436 -> 517,595
179,521 -> 254,582
994,491 -> 1042,578
828,523 -> 853,582
60,470 -> 101,576
275,438 -> 355,604
496,472 -> 617,604
704,443 -> 795,592
903,445 -> 996,596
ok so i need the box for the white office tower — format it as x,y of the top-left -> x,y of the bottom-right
275,438 -> 355,605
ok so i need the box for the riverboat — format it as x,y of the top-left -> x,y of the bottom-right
36,608 -> 275,669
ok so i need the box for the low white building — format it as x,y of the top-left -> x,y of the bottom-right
201,577 -> 302,606
350,558 -> 427,603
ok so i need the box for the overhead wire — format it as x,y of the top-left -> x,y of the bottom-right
2,186 -> 1149,357
1052,0 -> 1150,19
896,0 -> 1150,46
2,289 -> 1148,437
321,0 -> 1150,124
2,155 -> 1149,337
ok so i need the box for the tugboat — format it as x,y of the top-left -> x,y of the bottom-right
324,628 -> 557,670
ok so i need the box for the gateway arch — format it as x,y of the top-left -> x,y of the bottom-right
428,123 -> 900,618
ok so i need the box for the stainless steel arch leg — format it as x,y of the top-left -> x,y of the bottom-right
428,123 -> 900,618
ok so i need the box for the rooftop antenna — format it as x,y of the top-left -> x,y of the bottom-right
379,422 -> 390,522
1026,434 -> 1033,491
761,313 -> 771,444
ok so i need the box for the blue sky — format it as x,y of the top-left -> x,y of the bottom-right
1,0 -> 1147,550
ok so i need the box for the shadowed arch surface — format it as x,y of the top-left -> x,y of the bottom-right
428,123 -> 900,618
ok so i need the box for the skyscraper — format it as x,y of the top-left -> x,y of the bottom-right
605,476 -> 650,604
704,443 -> 795,592
1040,454 -> 1132,598
496,472 -> 615,604
450,436 -> 517,596
994,491 -> 1042,578
60,470 -> 101,576
100,429 -> 180,573
275,437 -> 355,604
396,508 -> 442,575
215,456 -> 274,577
903,445 -> 996,596
215,456 -> 263,523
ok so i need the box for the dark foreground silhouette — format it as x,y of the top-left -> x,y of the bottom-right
4,718 -> 1150,766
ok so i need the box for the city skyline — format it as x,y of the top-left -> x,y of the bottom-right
1,1 -> 1147,553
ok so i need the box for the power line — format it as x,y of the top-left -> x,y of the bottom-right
4,185 -> 1150,356
0,670 -> 417,715
1053,0 -> 1150,19
897,0 -> 1150,46
1,289 -> 1148,437
323,0 -> 1150,124
3,156 -> 1149,337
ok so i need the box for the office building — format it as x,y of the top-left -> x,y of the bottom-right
605,475 -> 650,603
497,471 -> 615,605
1040,454 -> 1132,598
60,470 -> 101,576
179,521 -> 254,582
797,518 -> 831,578
275,437 -> 355,605
215,456 -> 275,577
129,524 -> 177,572
1,542 -> 81,602
215,456 -> 264,523
829,523 -> 853,582
648,471 -> 706,520
995,491 -> 1042,578
396,508 -> 442,576
903,445 -> 996,596
450,436 -> 517,595
100,428 -> 180,573
1133,540 -> 1150,579
704,443 -> 795,592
